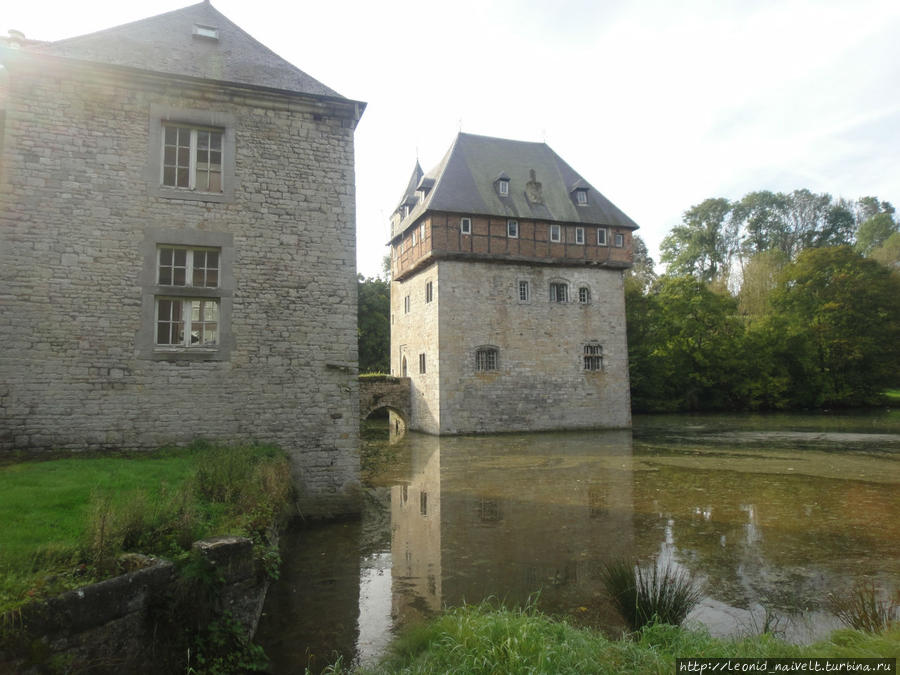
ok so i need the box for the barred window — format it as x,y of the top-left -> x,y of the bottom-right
475,347 -> 499,372
584,343 -> 603,371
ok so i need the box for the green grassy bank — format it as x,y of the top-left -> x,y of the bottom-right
333,602 -> 898,675
0,442 -> 292,613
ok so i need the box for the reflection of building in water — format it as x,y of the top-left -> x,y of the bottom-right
390,431 -> 634,625
391,435 -> 442,623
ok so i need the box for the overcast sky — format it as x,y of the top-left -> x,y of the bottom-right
7,0 -> 900,277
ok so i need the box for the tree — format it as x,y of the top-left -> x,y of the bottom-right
626,234 -> 657,290
357,275 -> 390,372
870,232 -> 900,270
855,212 -> 899,255
660,198 -> 737,283
732,190 -> 790,256
770,247 -> 900,405
627,275 -> 747,411
737,249 -> 788,317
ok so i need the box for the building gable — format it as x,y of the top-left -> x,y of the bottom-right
29,1 -> 342,98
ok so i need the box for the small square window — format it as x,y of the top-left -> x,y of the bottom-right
614,233 -> 625,248
597,228 -> 608,246
425,281 -> 433,303
419,353 -> 426,374
550,224 -> 561,243
575,227 -> 585,245
507,219 -> 518,238
460,217 -> 472,234
518,280 -> 530,302
498,180 -> 509,196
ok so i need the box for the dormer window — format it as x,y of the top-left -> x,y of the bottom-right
576,189 -> 588,205
192,24 -> 219,40
496,172 -> 511,197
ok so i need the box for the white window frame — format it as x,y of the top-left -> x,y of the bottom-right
161,124 -> 224,193
597,227 -> 608,246
154,246 -> 222,350
498,180 -> 509,196
575,227 -> 585,245
518,279 -> 530,303
507,219 -> 519,238
550,224 -> 561,243
420,223 -> 426,241
460,217 -> 472,234
578,286 -> 591,304
576,189 -> 588,205
614,233 -> 625,248
549,282 -> 569,303
155,297 -> 220,349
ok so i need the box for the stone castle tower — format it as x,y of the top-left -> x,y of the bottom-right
389,133 -> 637,434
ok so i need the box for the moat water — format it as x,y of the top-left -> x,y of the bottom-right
256,412 -> 900,672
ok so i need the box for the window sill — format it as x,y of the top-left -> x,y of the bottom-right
150,347 -> 222,362
152,186 -> 231,203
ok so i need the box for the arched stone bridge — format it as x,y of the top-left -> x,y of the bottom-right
359,376 -> 411,431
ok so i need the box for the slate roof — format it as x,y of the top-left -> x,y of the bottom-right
29,1 -> 342,98
392,133 -> 639,240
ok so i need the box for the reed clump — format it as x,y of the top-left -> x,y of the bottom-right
600,558 -> 703,631
828,580 -> 899,634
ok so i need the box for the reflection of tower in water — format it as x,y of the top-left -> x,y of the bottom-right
390,431 -> 635,629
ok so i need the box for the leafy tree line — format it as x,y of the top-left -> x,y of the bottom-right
358,273 -> 390,373
628,191 -> 900,412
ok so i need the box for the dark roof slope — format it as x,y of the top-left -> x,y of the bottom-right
32,1 -> 342,98
392,132 -> 638,240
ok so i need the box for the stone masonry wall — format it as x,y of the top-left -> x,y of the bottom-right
437,260 -> 631,433
392,259 -> 631,434
0,58 -> 360,516
391,264 -> 441,433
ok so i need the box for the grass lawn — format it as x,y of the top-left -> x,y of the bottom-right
0,443 -> 291,613
345,602 -> 899,675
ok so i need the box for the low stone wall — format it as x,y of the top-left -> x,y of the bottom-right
0,536 -> 268,674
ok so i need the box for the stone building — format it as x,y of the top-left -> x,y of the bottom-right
389,133 -> 637,434
0,2 -> 364,516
